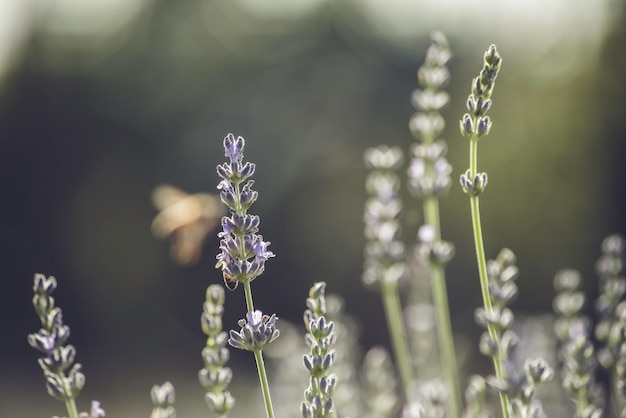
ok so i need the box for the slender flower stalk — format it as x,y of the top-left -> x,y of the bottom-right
363,145 -> 415,402
459,44 -> 511,418
408,31 -> 460,417
215,133 -> 278,418
27,273 -> 103,418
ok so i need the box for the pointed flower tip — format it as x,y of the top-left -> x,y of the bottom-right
223,133 -> 245,163
246,310 -> 264,330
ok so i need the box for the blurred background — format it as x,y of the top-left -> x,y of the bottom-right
1,0 -> 625,416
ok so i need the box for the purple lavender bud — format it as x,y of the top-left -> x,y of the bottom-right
466,94 -> 477,114
252,237 -> 274,262
471,76 -> 484,97
479,332 -> 498,357
219,189 -> 237,210
524,358 -> 554,384
246,310 -> 263,332
239,180 -> 258,210
28,331 -> 56,355
223,133 -> 244,163
319,375 -> 337,396
45,372 -> 66,400
42,307 -> 63,331
239,161 -> 256,180
67,363 -> 85,397
480,98 -> 492,115
460,113 -> 474,136
33,274 -> 57,295
216,164 -> 230,182
46,345 -> 77,372
476,116 -> 492,137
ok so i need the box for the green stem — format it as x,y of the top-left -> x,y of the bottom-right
381,282 -> 415,402
576,386 -> 589,416
468,137 -> 511,418
424,197 -> 462,418
253,349 -> 275,418
243,282 -> 275,418
63,397 -> 80,418
243,281 -> 255,312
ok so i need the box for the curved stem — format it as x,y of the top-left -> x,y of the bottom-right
469,137 -> 511,418
381,282 -> 415,402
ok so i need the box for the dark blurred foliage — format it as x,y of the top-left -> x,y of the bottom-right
1,0 -> 625,415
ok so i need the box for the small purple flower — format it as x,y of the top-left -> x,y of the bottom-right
224,133 -> 244,163
90,400 -> 106,418
252,236 -> 274,262
246,310 -> 263,331
229,311 -> 279,351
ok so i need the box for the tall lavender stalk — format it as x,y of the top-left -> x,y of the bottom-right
459,45 -> 510,418
215,133 -> 279,418
408,31 -> 460,417
363,145 -> 415,402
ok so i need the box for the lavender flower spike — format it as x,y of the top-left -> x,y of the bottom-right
215,133 -> 275,291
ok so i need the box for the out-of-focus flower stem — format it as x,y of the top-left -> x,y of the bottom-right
381,282 -> 415,403
424,195 -> 461,418
64,399 -> 79,418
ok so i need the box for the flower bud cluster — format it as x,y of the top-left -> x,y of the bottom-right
415,224 -> 455,266
462,375 -> 489,418
150,381 -> 176,418
362,347 -> 399,418
229,310 -> 280,352
459,45 -> 501,140
199,284 -> 235,416
460,170 -> 488,196
459,44 -> 502,197
474,250 -> 553,417
404,380 -> 447,418
474,249 -> 520,357
362,145 -> 408,290
302,282 -> 338,418
215,133 -> 274,290
594,234 -> 626,369
408,32 -> 453,199
323,295 -> 364,418
552,269 -> 603,417
27,274 -> 92,409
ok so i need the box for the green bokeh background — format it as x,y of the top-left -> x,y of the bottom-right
1,0 -> 625,416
